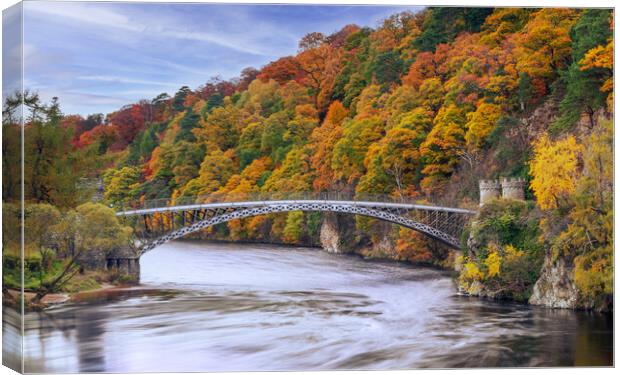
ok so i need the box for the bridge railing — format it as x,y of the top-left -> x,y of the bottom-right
112,191 -> 476,214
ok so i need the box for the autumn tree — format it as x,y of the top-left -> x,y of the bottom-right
107,103 -> 149,150
237,121 -> 265,169
262,147 -> 312,193
182,148 -> 235,198
395,228 -> 448,264
243,79 -> 284,117
172,86 -> 192,112
237,67 -> 260,91
554,9 -> 612,130
464,102 -> 503,150
579,37 -> 613,108
103,166 -> 142,206
413,7 -> 493,51
193,102 -> 242,150
480,8 -> 533,47
24,204 -> 61,252
299,32 -> 326,51
23,98 -> 82,207
296,37 -> 340,111
419,104 -> 468,194
34,203 -> 133,302
260,111 -> 293,164
77,124 -> 118,154
565,120 -> 612,304
283,211 -> 305,244
310,101 -> 348,190
513,9 -> 579,98
257,57 -> 301,84
358,123 -> 426,197
332,116 -> 384,184
403,48 -> 449,89
529,133 -> 581,210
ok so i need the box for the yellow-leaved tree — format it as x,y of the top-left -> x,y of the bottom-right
529,133 -> 581,210
283,211 -> 305,244
464,102 -> 503,150
579,37 -> 614,108
562,120 -> 612,303
484,251 -> 501,278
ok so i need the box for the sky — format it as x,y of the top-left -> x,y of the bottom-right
5,1 -> 421,116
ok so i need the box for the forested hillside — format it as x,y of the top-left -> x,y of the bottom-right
3,7 -> 613,309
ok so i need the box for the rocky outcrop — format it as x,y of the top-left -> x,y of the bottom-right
529,253 -> 578,309
369,233 -> 397,258
320,214 -> 341,253
319,213 -> 358,253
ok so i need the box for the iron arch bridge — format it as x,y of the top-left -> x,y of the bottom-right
114,193 -> 476,256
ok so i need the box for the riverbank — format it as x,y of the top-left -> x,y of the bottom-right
3,283 -> 145,311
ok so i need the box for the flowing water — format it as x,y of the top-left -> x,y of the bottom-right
11,241 -> 613,372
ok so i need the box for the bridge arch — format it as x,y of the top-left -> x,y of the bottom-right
119,200 -> 474,255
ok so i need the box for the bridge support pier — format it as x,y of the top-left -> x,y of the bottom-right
320,212 -> 357,253
106,246 -> 141,283
106,257 -> 140,283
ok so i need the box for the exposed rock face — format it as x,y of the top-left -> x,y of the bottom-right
465,220 -> 482,258
521,99 -> 559,143
372,233 -> 397,258
319,213 -> 357,254
319,213 -> 453,267
320,219 -> 341,253
529,253 -> 578,309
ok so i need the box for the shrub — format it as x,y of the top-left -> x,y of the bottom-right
462,199 -> 544,301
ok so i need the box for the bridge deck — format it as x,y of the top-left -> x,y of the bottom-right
116,200 -> 476,217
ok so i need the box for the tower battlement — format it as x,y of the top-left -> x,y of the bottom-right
501,177 -> 526,200
479,179 -> 501,189
479,177 -> 526,205
479,179 -> 500,205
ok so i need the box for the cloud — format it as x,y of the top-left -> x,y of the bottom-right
26,1 -> 280,56
152,25 -> 273,56
76,75 -> 182,87
25,1 -> 138,32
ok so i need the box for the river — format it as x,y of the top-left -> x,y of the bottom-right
12,241 -> 613,371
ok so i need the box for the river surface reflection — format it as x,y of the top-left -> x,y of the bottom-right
18,241 -> 613,372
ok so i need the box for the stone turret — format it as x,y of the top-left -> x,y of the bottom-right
479,179 -> 501,206
501,177 -> 526,201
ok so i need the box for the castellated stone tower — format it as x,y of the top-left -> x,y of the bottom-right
479,179 -> 501,206
501,177 -> 526,201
